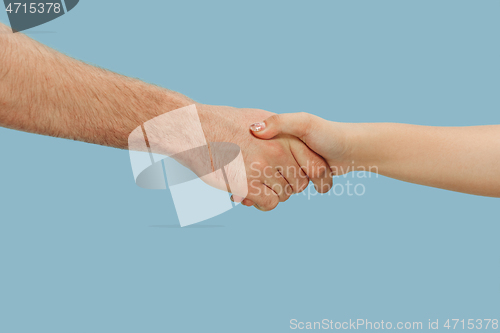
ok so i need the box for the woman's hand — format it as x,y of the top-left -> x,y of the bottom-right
250,113 -> 356,184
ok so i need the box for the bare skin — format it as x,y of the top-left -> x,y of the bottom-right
251,113 -> 500,198
0,22 -> 332,211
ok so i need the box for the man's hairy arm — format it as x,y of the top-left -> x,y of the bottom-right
0,22 -> 336,210
0,22 -> 193,149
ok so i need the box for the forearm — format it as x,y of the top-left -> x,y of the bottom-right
349,123 -> 500,197
0,23 -> 193,149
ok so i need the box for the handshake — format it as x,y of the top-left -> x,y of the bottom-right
140,104 -> 499,213
191,105 -> 355,211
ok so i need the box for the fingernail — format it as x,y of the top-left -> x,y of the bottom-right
232,195 -> 243,203
250,122 -> 266,132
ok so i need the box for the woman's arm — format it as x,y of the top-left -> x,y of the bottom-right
251,113 -> 500,198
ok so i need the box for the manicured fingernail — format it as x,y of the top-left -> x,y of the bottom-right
250,122 -> 266,132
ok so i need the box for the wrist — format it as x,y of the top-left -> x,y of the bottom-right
195,104 -> 245,144
123,85 -> 196,151
344,122 -> 383,173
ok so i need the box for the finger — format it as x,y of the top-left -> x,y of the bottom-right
244,180 -> 280,211
250,156 -> 293,202
289,138 -> 333,193
274,154 -> 309,194
231,194 -> 244,203
242,198 -> 254,206
250,112 -> 314,140
263,169 -> 293,202
231,195 -> 255,206
229,195 -> 257,207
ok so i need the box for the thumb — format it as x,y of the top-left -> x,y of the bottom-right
250,113 -> 312,140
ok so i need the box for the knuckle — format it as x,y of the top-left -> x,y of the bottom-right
268,114 -> 282,127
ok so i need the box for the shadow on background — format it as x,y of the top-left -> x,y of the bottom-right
149,225 -> 225,228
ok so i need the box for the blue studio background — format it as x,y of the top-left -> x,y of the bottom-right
0,1 -> 499,332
